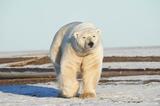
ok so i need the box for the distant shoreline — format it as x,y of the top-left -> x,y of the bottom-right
0,46 -> 160,58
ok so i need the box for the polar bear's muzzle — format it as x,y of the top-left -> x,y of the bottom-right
88,42 -> 94,48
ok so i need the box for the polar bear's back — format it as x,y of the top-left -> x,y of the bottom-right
49,22 -> 82,68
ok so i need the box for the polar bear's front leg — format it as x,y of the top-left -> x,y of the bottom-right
80,62 -> 102,99
59,62 -> 80,98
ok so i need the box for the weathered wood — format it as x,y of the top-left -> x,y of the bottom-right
1,56 -> 160,66
0,68 -> 160,79
102,68 -> 160,77
1,75 -> 160,85
103,56 -> 160,62
0,77 -> 55,85
0,57 -> 35,64
0,68 -> 54,78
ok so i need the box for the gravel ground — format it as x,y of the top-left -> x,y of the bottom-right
0,75 -> 160,106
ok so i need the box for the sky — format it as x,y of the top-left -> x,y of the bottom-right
0,0 -> 160,51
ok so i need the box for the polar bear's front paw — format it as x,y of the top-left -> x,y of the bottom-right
80,93 -> 96,99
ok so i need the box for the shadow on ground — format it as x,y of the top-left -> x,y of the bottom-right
0,84 -> 60,97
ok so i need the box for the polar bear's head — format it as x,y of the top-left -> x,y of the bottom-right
71,23 -> 101,52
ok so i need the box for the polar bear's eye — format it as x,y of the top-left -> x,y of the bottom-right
82,37 -> 86,39
93,35 -> 95,37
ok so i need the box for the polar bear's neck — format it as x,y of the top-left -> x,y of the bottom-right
70,38 -> 97,57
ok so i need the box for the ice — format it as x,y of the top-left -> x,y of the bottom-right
103,62 -> 160,69
104,46 -> 160,56
0,75 -> 160,106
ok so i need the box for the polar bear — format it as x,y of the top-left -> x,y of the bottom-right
49,22 -> 103,98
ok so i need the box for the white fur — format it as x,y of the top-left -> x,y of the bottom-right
49,22 -> 103,98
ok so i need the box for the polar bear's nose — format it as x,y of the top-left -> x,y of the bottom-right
88,42 -> 94,48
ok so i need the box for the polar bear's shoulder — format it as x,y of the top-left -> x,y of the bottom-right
49,21 -> 82,64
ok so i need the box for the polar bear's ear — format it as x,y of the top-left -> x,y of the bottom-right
73,31 -> 79,38
96,28 -> 101,35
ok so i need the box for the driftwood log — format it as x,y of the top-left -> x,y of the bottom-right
0,56 -> 160,84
